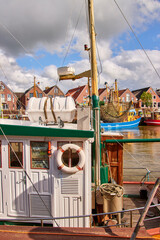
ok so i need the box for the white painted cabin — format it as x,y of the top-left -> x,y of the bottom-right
0,118 -> 94,227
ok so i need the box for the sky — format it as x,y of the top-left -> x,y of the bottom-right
0,0 -> 160,94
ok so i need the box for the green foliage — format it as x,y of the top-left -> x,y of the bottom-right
140,92 -> 152,107
99,101 -> 105,106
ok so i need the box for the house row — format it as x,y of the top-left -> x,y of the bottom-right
0,81 -> 64,114
66,84 -> 160,111
0,80 -> 160,115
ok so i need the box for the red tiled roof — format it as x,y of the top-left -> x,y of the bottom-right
66,85 -> 86,101
43,86 -> 53,94
118,89 -> 126,97
98,88 -> 106,95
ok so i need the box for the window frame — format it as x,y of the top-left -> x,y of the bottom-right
7,94 -> 11,101
8,142 -> 23,169
30,141 -> 50,169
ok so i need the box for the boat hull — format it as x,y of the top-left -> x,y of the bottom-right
101,118 -> 141,130
144,119 -> 160,126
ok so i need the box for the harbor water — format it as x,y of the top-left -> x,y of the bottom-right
110,126 -> 160,182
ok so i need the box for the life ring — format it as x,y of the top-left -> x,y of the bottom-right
57,143 -> 85,174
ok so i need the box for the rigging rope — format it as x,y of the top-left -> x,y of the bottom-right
114,0 -> 160,81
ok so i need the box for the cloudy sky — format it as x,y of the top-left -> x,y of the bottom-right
0,0 -> 160,93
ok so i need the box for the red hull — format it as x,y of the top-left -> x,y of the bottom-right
144,119 -> 160,126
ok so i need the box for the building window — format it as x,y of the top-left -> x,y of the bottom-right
2,103 -> 8,110
31,141 -> 49,169
126,94 -> 130,102
54,87 -> 58,94
1,94 -> 5,102
158,103 -> 160,108
9,142 -> 23,168
122,97 -> 125,102
103,96 -> 106,102
39,93 -> 42,98
154,102 -> 157,107
7,94 -> 11,101
13,96 -> 14,103
30,93 -> 33,98
153,95 -> 156,99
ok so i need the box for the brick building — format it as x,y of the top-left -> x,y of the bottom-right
43,85 -> 64,98
132,87 -> 160,110
0,81 -> 18,111
18,85 -> 46,110
65,85 -> 90,105
99,87 -> 137,104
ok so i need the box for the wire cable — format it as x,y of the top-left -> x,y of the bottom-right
61,1 -> 85,67
0,126 -> 59,227
114,0 -> 160,80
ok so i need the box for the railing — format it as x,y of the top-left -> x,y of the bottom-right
103,138 -> 160,182
1,203 -> 160,228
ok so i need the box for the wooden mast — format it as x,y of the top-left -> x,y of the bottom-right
33,76 -> 36,97
88,0 -> 101,188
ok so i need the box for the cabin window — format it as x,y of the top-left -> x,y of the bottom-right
9,142 -> 23,168
57,141 -> 83,168
31,142 -> 49,169
39,93 -> 42,98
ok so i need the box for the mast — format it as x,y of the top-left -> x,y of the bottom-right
33,76 -> 36,97
88,0 -> 101,188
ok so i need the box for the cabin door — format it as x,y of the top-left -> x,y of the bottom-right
5,141 -> 28,217
55,174 -> 84,227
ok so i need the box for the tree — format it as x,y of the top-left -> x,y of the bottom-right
140,92 -> 152,107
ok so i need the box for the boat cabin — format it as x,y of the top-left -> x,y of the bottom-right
0,110 -> 94,227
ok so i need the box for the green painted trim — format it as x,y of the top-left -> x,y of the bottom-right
0,124 -> 94,139
104,138 -> 160,143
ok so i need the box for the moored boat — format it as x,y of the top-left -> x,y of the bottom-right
144,119 -> 160,126
101,117 -> 141,130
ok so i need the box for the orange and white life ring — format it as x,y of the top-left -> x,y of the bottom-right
57,143 -> 85,174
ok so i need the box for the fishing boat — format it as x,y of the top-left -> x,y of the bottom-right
100,80 -> 142,130
101,117 -> 141,130
144,119 -> 160,126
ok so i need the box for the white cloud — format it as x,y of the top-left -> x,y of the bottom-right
0,0 -> 160,94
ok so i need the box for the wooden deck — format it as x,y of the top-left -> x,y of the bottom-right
0,225 -> 154,240
123,196 -> 160,229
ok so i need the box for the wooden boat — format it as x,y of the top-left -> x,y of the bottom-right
144,119 -> 160,126
0,1 -> 159,238
101,117 -> 141,130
